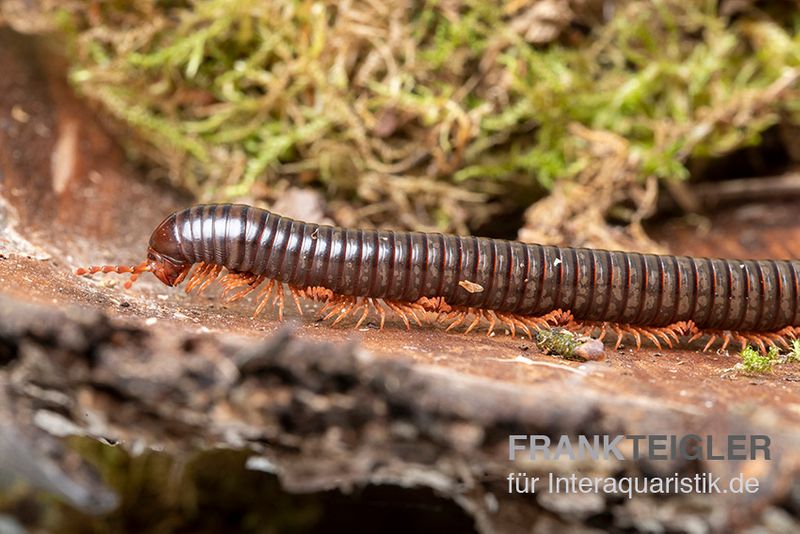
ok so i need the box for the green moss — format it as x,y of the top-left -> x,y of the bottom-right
788,339 -> 800,364
50,0 -> 800,231
739,345 -> 779,374
534,328 -> 600,362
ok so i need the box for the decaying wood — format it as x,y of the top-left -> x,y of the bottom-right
1,294 -> 798,532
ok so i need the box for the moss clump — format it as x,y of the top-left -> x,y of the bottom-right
38,1 -> 800,235
535,328 -> 604,362
739,345 -> 779,374
789,339 -> 800,363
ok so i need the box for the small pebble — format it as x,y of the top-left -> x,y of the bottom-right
574,338 -> 606,361
11,105 -> 30,123
145,317 -> 158,326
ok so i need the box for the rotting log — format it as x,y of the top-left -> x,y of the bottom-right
0,294 -> 798,531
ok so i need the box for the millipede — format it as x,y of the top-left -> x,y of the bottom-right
75,203 -> 800,352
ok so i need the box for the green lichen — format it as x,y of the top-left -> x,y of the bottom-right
44,0 -> 800,233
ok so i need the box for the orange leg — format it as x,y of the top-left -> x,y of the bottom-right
354,299 -> 372,329
185,262 -> 212,293
314,296 -> 389,329
372,299 -> 387,330
272,284 -> 285,321
494,312 -> 533,338
253,280 -> 277,318
328,297 -> 358,326
219,272 -> 247,294
611,324 -> 625,350
195,264 -> 223,294
443,309 -> 470,332
383,301 -> 412,330
303,286 -> 335,303
463,312 -> 483,334
396,300 -> 427,324
437,303 -> 567,338
225,274 -> 266,303
484,310 -> 500,336
320,294 -> 352,319
687,324 -> 792,353
518,309 -> 573,332
572,320 -> 691,350
289,286 -> 305,316
220,272 -> 260,299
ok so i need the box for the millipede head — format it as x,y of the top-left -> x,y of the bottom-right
145,248 -> 192,287
75,210 -> 193,289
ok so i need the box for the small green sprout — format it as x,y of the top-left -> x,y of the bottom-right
787,339 -> 800,364
738,345 -> 780,374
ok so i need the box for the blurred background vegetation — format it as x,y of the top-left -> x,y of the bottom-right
1,2 -> 799,530
4,0 -> 799,247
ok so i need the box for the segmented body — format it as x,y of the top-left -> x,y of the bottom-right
157,204 -> 800,332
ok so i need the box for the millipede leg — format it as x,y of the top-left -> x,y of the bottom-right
226,275 -> 265,303
612,325 -> 625,350
330,298 -> 358,326
406,301 -> 426,325
414,296 -> 447,315
632,328 -> 645,349
596,324 -> 607,341
384,300 -> 425,328
253,280 -> 276,318
559,319 -> 691,350
320,295 -> 355,324
661,323 -> 685,346
289,286 -> 304,316
495,312 -> 527,338
719,334 -> 731,352
272,284 -> 285,321
518,310 -> 566,331
688,325 -> 792,353
463,313 -> 482,334
184,262 -> 210,293
444,310 -> 468,332
170,265 -> 800,353
372,299 -> 386,330
304,286 -> 334,303
384,301 -> 412,330
438,306 -> 566,337
484,311 -> 498,336
220,272 -> 260,300
354,298 -> 371,329
499,313 -> 532,338
320,295 -> 348,319
648,327 -> 670,346
196,264 -> 223,294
